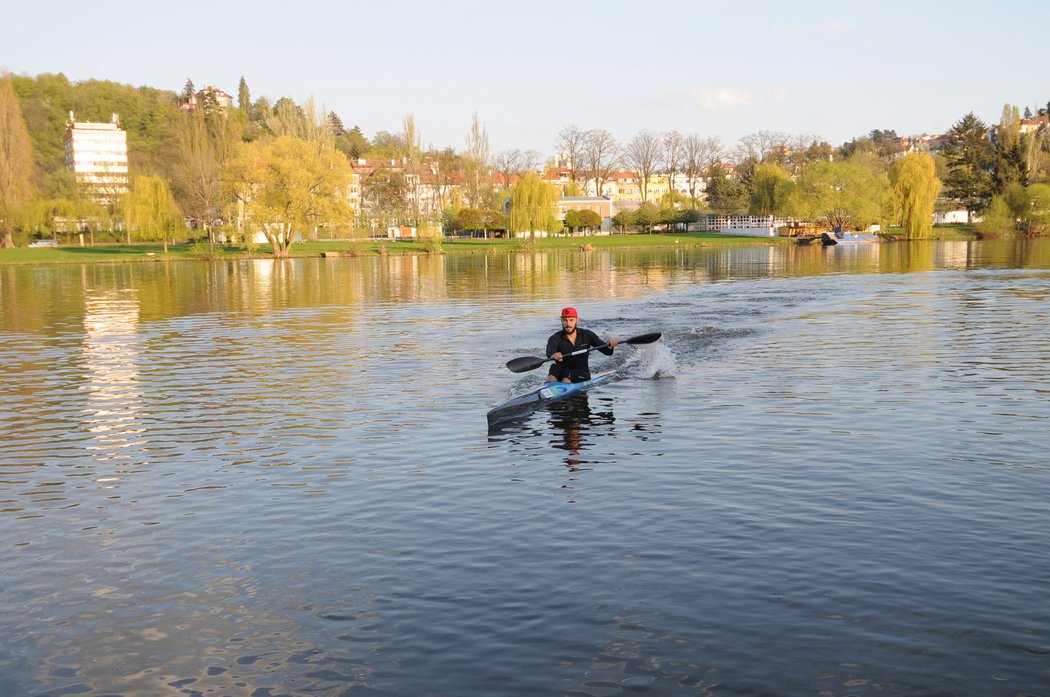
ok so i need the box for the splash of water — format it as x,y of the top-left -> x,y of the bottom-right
625,342 -> 677,379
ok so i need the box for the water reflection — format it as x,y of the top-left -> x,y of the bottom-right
547,394 -> 616,473
82,289 -> 144,464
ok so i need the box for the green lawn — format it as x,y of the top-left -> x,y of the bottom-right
0,232 -> 797,265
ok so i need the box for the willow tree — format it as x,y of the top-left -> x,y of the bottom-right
222,135 -> 352,257
889,152 -> 941,238
0,74 -> 35,247
507,171 -> 560,241
749,162 -> 791,216
124,175 -> 184,251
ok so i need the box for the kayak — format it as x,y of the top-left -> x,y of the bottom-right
487,371 -> 620,427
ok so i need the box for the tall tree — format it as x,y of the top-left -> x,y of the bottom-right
507,170 -> 560,241
171,107 -> 241,242
328,112 -> 347,138
994,104 -> 1027,191
237,77 -> 251,114
222,135 -> 352,257
889,152 -> 941,239
623,130 -> 661,203
0,74 -> 36,247
182,79 -> 195,100
555,125 -> 586,183
463,112 -> 490,208
942,112 -> 995,222
661,131 -> 685,198
681,134 -> 721,207
582,129 -> 620,197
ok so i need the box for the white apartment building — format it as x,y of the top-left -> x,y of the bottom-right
64,113 -> 129,203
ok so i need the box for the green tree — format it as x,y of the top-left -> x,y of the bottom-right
342,125 -> 369,159
577,209 -> 602,231
993,104 -> 1027,191
124,175 -> 183,251
1,73 -> 36,247
1023,183 -> 1050,234
563,209 -> 581,233
238,77 -> 251,114
222,135 -> 353,257
705,163 -> 747,215
507,170 -> 560,241
943,112 -> 995,222
889,153 -> 941,238
634,201 -> 661,233
611,209 -> 636,232
749,162 -> 791,216
975,195 -> 1016,237
784,160 -> 890,231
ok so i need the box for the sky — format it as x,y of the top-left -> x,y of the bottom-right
4,0 -> 1048,158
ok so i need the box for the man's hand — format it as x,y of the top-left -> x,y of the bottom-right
607,338 -> 619,348
552,352 -> 564,362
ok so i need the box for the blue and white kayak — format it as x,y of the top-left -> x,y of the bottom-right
487,371 -> 621,427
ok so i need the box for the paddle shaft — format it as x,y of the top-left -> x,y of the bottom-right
505,332 -> 661,373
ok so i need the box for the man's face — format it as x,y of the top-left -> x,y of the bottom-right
561,316 -> 578,332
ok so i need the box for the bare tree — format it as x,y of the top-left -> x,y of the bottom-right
623,130 -> 662,203
661,131 -> 686,201
555,125 -> 586,183
682,134 -> 723,206
582,129 -> 621,197
523,149 -> 544,172
491,149 -> 527,190
463,112 -> 490,208
171,108 -> 241,242
736,130 -> 791,164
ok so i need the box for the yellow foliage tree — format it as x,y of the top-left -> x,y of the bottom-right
507,171 -> 560,242
222,136 -> 352,257
124,175 -> 184,252
889,153 -> 941,239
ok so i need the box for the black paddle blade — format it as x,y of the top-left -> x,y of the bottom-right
506,355 -> 547,373
624,332 -> 662,345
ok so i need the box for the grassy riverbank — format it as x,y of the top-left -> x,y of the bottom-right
0,227 -> 979,266
0,232 -> 792,265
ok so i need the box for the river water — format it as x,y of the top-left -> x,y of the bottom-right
2,240 -> 1049,696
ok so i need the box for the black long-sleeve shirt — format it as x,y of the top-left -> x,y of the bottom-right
545,328 -> 613,381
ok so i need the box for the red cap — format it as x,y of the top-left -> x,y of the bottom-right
560,307 -> 578,318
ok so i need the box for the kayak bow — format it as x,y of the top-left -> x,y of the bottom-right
486,371 -> 620,427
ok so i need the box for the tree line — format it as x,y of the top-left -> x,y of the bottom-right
3,71 -> 1050,254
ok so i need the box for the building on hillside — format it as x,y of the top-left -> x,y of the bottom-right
64,113 -> 128,204
178,85 -> 235,113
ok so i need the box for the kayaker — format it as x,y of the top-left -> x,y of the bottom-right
545,307 -> 618,383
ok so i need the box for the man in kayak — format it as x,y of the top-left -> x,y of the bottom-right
546,307 -> 618,382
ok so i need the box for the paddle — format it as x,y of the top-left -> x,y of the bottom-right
505,332 -> 662,373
